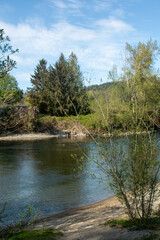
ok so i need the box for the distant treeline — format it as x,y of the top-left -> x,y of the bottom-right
86,81 -> 114,91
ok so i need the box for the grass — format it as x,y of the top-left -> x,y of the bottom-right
105,218 -> 160,240
38,113 -> 98,133
38,112 -> 151,135
0,228 -> 63,240
104,217 -> 160,231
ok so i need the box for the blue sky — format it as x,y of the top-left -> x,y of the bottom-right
1,0 -> 160,91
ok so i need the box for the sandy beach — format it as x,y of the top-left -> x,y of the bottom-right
33,196 -> 155,240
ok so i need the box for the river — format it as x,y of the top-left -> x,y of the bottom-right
0,136 -> 113,224
1,133 -> 159,225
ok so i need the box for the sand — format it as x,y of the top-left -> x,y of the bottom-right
0,133 -> 64,141
33,196 -> 155,240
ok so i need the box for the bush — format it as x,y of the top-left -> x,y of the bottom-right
0,106 -> 39,135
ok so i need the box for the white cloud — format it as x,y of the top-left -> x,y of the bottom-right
50,0 -> 67,9
93,0 -> 117,11
67,0 -> 82,9
50,0 -> 82,9
0,16 -> 134,89
96,17 -> 134,33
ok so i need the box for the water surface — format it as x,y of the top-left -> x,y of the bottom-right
0,137 -> 113,223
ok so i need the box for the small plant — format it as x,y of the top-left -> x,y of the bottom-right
0,203 -> 7,229
15,205 -> 41,228
105,217 -> 160,231
0,205 -> 43,240
0,228 -> 63,240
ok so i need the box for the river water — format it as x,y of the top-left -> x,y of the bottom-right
1,134 -> 160,225
0,137 -> 113,224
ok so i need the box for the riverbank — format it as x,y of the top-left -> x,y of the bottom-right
0,130 -> 153,142
0,133 -> 60,141
33,196 -> 155,240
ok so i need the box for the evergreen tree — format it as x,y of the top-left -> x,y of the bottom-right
47,53 -> 71,115
68,52 -> 90,115
28,59 -> 49,113
28,53 -> 90,116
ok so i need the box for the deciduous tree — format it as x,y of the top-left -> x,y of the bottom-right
123,40 -> 160,114
0,29 -> 18,74
0,74 -> 23,105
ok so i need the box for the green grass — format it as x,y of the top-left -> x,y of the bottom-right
104,217 -> 160,231
38,113 -> 98,131
38,110 -> 157,134
0,228 -> 63,240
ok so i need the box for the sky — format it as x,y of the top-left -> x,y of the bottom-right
1,0 -> 160,91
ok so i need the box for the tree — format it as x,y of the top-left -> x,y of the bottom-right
27,59 -> 49,113
0,73 -> 23,105
49,53 -> 72,116
28,53 -> 90,116
0,29 -> 18,74
92,134 -> 160,224
0,29 -> 22,106
68,52 -> 90,115
123,40 -> 160,114
79,40 -> 160,225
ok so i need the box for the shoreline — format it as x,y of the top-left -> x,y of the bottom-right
0,130 -> 155,142
34,194 -> 125,230
0,133 -> 67,141
36,195 -> 117,223
33,195 -> 154,240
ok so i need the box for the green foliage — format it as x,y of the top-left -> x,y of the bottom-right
28,59 -> 49,113
0,73 -> 23,105
0,29 -> 18,74
110,135 -> 159,223
0,29 -> 22,107
16,206 -> 41,228
122,40 -> 160,115
28,53 -> 90,116
87,40 -> 160,133
82,133 -> 160,224
105,218 -> 133,228
37,115 -> 57,133
86,81 -> 114,91
0,106 -> 39,135
0,228 -> 62,240
0,204 -> 42,240
105,217 -> 160,230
